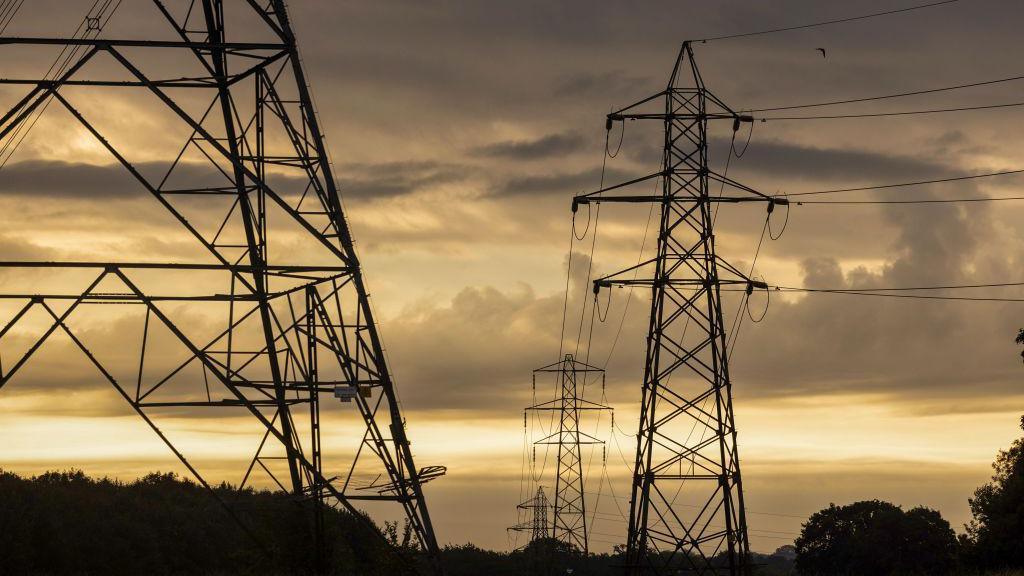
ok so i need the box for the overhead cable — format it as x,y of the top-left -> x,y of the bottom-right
788,169 -> 1024,197
768,284 -> 1024,303
758,100 -> 1024,121
697,0 -> 963,43
795,195 -> 1024,205
751,72 -> 1024,113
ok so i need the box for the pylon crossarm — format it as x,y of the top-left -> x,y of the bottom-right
532,430 -> 606,445
592,251 -> 766,291
606,89 -> 669,118
708,171 -> 784,203
0,37 -> 285,50
353,465 -> 447,494
606,88 -> 739,122
533,356 -> 605,372
595,276 -> 762,292
572,169 -> 781,209
526,400 -> 612,411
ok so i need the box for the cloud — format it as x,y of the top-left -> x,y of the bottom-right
0,235 -> 52,260
553,70 -> 652,98
727,138 -> 956,184
495,166 -> 640,198
0,160 -> 153,199
336,160 -> 470,200
472,132 -> 586,160
728,187 -> 1024,408
377,176 -> 1024,416
0,159 -> 460,203
382,252 -> 603,412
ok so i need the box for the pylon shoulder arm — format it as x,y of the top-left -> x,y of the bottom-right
0,36 -> 285,50
572,169 -> 787,211
592,255 -> 767,291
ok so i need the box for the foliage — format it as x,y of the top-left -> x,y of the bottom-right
963,417 -> 1024,570
794,500 -> 957,575
0,469 -> 401,575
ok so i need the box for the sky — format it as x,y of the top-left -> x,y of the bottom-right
1,0 -> 1024,555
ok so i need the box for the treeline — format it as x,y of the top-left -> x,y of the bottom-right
0,470 -> 404,575
440,539 -> 793,576
3,414 -> 1023,575
443,415 -> 1024,576
792,417 -> 1024,576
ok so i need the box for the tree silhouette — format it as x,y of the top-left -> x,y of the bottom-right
963,416 -> 1024,570
0,469 -> 399,575
794,500 -> 956,575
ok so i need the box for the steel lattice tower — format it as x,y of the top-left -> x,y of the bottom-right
573,42 -> 782,575
0,2 -> 442,573
508,486 -> 552,546
526,354 -> 611,554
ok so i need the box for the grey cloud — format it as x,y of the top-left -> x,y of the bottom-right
495,166 -> 639,198
384,252 -> 599,412
472,132 -> 586,161
336,160 -> 470,200
0,160 -> 246,200
728,138 -> 954,184
553,71 -> 653,98
729,192 -> 1023,405
620,136 -> 957,189
0,235 -> 51,260
0,159 -> 456,202
0,160 -> 153,199
381,182 -> 1024,415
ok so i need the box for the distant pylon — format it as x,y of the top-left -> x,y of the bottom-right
0,2 -> 442,573
573,42 -> 784,574
526,354 -> 612,554
508,486 -> 552,546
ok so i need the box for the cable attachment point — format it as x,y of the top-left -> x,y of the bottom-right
768,193 -> 791,240
733,114 -> 754,132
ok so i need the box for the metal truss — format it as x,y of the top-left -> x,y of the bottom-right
526,354 -> 611,554
0,2 -> 441,573
508,486 -> 552,547
573,42 -> 785,575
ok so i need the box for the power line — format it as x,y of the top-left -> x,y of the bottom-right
769,285 -> 1024,303
751,72 -> 1024,113
758,100 -> 1024,121
795,195 -> 1024,205
0,0 -> 123,169
783,281 -> 1024,292
697,0 -> 963,43
0,0 -> 25,35
585,491 -> 809,519
787,168 -> 1024,197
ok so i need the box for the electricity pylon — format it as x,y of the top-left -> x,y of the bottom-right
508,486 -> 552,546
526,354 -> 611,554
572,42 -> 784,575
0,2 -> 441,573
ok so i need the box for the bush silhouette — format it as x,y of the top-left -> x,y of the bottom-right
794,500 -> 956,575
0,469 -> 400,575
